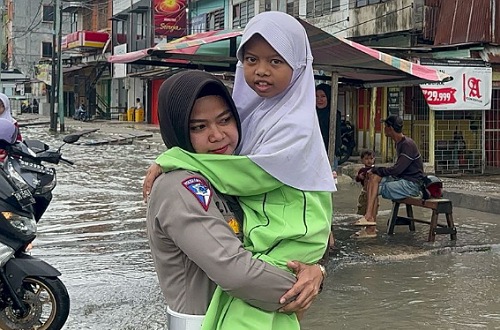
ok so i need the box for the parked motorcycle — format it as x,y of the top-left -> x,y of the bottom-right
0,118 -> 85,330
337,119 -> 356,165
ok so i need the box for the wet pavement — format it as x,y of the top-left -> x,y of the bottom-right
14,114 -> 500,329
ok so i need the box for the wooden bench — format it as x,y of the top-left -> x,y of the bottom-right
387,197 -> 457,242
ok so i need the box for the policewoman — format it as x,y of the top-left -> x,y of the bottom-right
146,71 -> 323,330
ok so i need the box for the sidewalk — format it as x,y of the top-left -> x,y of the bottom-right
16,113 -> 500,215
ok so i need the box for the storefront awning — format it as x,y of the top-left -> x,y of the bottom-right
108,19 -> 449,87
297,18 -> 450,87
108,30 -> 241,70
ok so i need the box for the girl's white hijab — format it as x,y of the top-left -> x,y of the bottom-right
232,11 -> 336,192
0,93 -> 13,122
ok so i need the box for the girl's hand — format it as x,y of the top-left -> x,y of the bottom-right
142,163 -> 163,202
278,261 -> 324,314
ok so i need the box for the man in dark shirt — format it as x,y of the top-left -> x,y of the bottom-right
353,115 -> 424,237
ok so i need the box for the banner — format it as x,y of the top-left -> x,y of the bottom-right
154,0 -> 187,38
420,65 -> 492,110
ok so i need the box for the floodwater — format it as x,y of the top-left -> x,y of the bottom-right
20,126 -> 500,330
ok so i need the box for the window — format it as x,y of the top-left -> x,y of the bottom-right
70,13 -> 78,33
42,5 -> 54,22
232,0 -> 254,29
207,9 -> 224,31
306,0 -> 340,18
41,42 -> 53,58
114,18 -> 128,45
356,0 -> 382,7
265,0 -> 272,11
286,0 -> 298,16
137,13 -> 145,40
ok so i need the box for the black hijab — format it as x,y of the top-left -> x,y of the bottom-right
315,83 -> 332,150
315,83 -> 342,154
157,70 -> 241,152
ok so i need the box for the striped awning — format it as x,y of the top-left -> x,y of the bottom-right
108,20 -> 449,86
297,18 -> 450,86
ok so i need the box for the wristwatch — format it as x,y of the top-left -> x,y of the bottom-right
317,264 -> 327,293
317,264 -> 327,279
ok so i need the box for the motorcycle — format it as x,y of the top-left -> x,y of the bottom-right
337,119 -> 356,165
0,118 -> 85,330
73,105 -> 89,122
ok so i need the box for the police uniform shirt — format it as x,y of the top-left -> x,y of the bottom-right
146,170 -> 296,315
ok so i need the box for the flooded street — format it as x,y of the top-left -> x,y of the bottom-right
21,125 -> 500,329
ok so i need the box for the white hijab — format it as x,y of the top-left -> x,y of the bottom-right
232,11 -> 336,192
0,93 -> 13,122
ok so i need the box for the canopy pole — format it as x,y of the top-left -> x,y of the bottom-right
328,73 -> 339,169
369,87 -> 377,151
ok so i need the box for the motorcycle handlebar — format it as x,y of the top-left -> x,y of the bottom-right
60,157 -> 74,166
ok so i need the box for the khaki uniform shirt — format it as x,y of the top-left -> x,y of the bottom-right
146,170 -> 296,315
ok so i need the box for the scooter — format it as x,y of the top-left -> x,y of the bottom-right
337,120 -> 356,165
0,118 -> 85,330
73,106 -> 89,122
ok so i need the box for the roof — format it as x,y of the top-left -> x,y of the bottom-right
108,19 -> 449,87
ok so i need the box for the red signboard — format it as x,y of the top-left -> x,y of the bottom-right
61,31 -> 109,50
154,0 -> 187,38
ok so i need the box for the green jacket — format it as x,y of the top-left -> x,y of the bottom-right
156,147 -> 332,330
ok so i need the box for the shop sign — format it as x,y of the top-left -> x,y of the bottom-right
420,63 -> 492,110
154,0 -> 187,38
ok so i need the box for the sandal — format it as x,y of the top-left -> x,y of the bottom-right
350,228 -> 378,239
352,217 -> 377,226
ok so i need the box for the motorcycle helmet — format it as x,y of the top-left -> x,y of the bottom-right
0,118 -> 17,146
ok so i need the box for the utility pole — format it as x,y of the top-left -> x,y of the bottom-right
57,0 -> 64,132
50,0 -> 57,131
0,5 -> 4,93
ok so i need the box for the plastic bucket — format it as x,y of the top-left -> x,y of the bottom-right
127,108 -> 135,122
135,108 -> 144,122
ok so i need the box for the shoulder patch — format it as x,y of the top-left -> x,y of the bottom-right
182,177 -> 212,211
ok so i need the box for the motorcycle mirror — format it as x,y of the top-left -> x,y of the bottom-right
62,134 -> 81,144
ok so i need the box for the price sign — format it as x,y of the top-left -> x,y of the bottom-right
421,87 -> 457,105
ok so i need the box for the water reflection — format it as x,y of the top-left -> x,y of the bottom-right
19,125 -> 500,329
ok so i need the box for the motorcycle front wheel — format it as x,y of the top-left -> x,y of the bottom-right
0,276 -> 70,330
338,144 -> 354,165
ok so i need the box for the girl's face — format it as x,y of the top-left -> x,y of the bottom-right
0,101 -> 5,115
189,95 -> 239,155
242,34 -> 293,98
316,90 -> 328,109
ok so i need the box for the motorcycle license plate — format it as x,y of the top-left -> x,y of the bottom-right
13,189 -> 35,207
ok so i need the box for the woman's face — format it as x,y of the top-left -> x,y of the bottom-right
316,90 -> 328,109
242,34 -> 293,98
0,101 -> 5,115
189,95 -> 239,155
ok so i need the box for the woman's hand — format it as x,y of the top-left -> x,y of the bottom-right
278,261 -> 324,315
142,163 -> 163,202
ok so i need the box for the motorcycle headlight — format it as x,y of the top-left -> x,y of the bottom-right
1,211 -> 37,236
6,161 -> 30,191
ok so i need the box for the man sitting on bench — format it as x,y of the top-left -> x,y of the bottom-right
352,115 -> 424,239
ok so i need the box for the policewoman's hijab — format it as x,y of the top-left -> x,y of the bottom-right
157,70 -> 241,152
232,11 -> 336,192
0,93 -> 13,122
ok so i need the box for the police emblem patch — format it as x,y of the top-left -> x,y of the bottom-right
182,177 -> 212,211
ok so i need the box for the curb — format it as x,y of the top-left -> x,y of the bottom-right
444,189 -> 500,215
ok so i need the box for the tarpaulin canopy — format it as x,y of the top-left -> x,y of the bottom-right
108,18 -> 449,87
108,30 -> 241,71
297,18 -> 449,87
